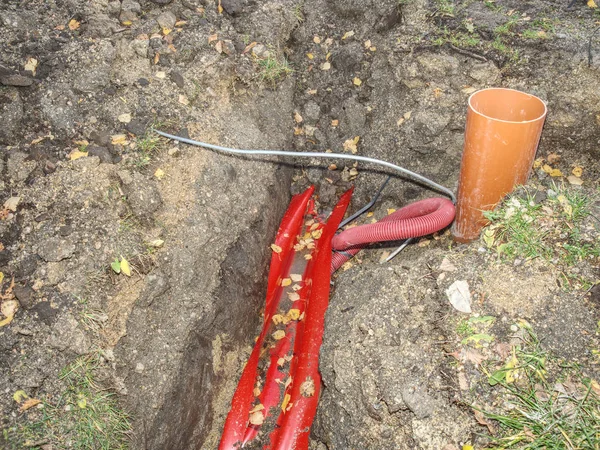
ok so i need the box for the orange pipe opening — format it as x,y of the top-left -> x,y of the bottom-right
451,88 -> 547,243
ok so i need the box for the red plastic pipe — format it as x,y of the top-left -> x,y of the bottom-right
330,197 -> 455,272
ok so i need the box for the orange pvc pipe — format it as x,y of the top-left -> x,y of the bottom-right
451,88 -> 547,243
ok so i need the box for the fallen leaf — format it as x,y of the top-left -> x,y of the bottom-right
217,0 -> 223,14
68,19 -> 80,30
215,41 -> 224,53
154,168 -> 165,180
313,36 -> 321,44
20,398 -> 41,412
446,280 -> 472,313
369,46 -> 376,51
458,372 -> 469,390
364,39 -> 371,48
148,239 -> 164,248
549,168 -> 563,177
341,30 -> 355,40
462,348 -> 486,366
208,34 -> 218,43
272,314 -> 285,325
178,94 -> 189,105
118,113 -> 132,123
307,89 -> 317,95
288,292 -> 300,301
300,376 -> 315,397
293,126 -> 304,136
343,136 -> 360,154
24,57 -> 38,76
243,42 -> 257,54
3,197 -> 20,212
122,20 -> 133,26
162,27 -> 172,36
120,257 -> 131,277
304,254 -> 312,260
111,134 -> 127,145
69,150 -> 88,160
572,166 -> 583,177
397,117 -> 405,127
272,330 -> 286,340
533,158 -> 543,169
439,257 -> 457,272
13,390 -> 28,404
588,0 -> 597,8
321,62 -> 331,71
312,228 -> 323,239
175,20 -> 187,26
331,119 -> 339,127
567,175 -> 583,186
462,86 -> 477,94
403,111 -> 412,120
547,152 -> 560,164
154,53 -> 160,64
290,274 -> 302,282
281,393 -> 291,412
0,299 -> 18,327
353,77 -> 362,86
271,244 -> 282,253
111,259 -> 121,274
294,111 -> 303,123
249,410 -> 264,425
473,409 -> 496,434
287,309 -> 301,320
306,52 -> 314,59
281,278 -> 292,287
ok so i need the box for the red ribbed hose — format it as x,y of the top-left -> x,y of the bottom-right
331,198 -> 456,272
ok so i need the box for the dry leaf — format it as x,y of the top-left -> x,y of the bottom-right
397,117 -> 405,127
306,52 -> 314,59
148,239 -> 164,248
300,377 -> 315,397
272,314 -> 285,325
68,19 -> 80,30
549,168 -> 563,177
218,0 -> 223,14
253,387 -> 261,396
304,254 -> 312,260
287,292 -> 300,301
462,348 -> 486,366
321,62 -> 331,71
281,393 -> 291,412
13,390 -> 28,403
307,89 -> 317,95
364,39 -> 371,48
215,41 -> 224,53
547,152 -> 560,164
331,119 -> 339,127
446,280 -> 471,313
533,158 -> 543,169
293,126 -> 304,136
458,372 -> 469,390
120,257 -> 131,277
118,113 -> 131,123
294,112 -> 303,123
281,278 -> 292,287
3,197 -> 20,212
69,150 -> 88,161
208,34 -> 218,43
312,228 -> 323,239
24,57 -> 38,76
588,0 -> 597,8
287,309 -> 301,320
313,36 -> 321,44
111,134 -> 127,145
243,42 -> 257,54
341,30 -> 355,40
122,20 -> 133,26
567,175 -> 583,185
462,86 -> 477,94
272,330 -> 286,340
19,398 -> 41,412
154,168 -> 165,180
572,166 -> 583,177
353,77 -> 362,86
343,136 -> 360,154
178,94 -> 189,105
403,111 -> 412,120
162,27 -> 172,36
271,244 -> 282,253
0,299 -> 18,327
175,20 -> 187,26
290,274 -> 302,282
154,53 -> 160,64
249,410 -> 264,425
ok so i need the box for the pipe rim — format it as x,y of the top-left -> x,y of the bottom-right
468,87 -> 547,124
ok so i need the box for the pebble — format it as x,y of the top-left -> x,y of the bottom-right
168,147 -> 181,157
156,11 -> 176,29
88,145 -> 114,163
135,362 -> 145,373
170,70 -> 184,88
137,77 -> 150,86
0,74 -> 33,87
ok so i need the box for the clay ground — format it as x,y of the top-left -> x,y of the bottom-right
1,0 -> 600,449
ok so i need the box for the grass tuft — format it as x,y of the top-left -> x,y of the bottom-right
257,54 -> 293,84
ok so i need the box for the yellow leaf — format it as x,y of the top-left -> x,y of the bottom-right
572,166 -> 583,177
589,0 -> 598,7
120,257 -> 131,277
306,53 -> 314,60
281,278 -> 292,287
294,111 -> 303,123
68,19 -> 80,30
162,27 -> 172,36
272,314 -> 285,325
364,39 -> 371,48
19,398 -> 41,412
24,57 -> 38,76
175,20 -> 187,27
69,150 -> 88,161
353,77 -> 362,86
342,30 -> 355,40
541,164 -> 553,174
462,446 -> 474,450
217,0 -> 223,14
300,376 -> 315,397
77,397 -> 87,409
387,208 -> 396,215
403,111 -> 412,120
154,168 -> 165,179
111,134 -> 127,145
397,117 -> 405,127
549,168 -> 563,177
13,390 -> 28,403
0,272 -> 3,285
331,119 -> 339,127
272,330 -> 286,340
122,20 -> 133,26
311,228 -> 323,239
321,62 -> 331,71
1,300 -> 18,327
313,36 -> 321,44
271,244 -> 282,253
533,158 -> 543,169
369,46 -> 376,51
287,309 -> 301,320
343,136 -> 360,154
281,393 -> 291,412
208,34 -> 218,43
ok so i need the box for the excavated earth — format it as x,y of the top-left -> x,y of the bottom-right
1,0 -> 599,449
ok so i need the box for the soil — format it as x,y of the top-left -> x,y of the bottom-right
1,0 -> 599,449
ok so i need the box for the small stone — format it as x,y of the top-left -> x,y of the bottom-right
168,147 -> 181,157
121,0 -> 141,13
90,130 -> 111,147
0,74 -> 33,87
119,10 -> 138,23
156,11 -> 176,29
221,0 -> 244,16
135,362 -> 145,373
137,77 -> 150,86
150,0 -> 172,4
37,238 -> 76,262
35,213 -> 50,222
303,101 -> 321,122
59,225 -> 73,237
125,118 -> 148,136
13,285 -> 35,309
43,160 -> 56,175
87,145 -> 114,164
170,70 -> 184,88
118,113 -> 132,123
252,44 -> 267,58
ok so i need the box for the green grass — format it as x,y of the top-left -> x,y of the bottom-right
481,326 -> 600,449
434,0 -> 455,16
8,353 -> 131,449
482,185 -> 600,267
131,134 -> 161,168
257,54 -> 293,84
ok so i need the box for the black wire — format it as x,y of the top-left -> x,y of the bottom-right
338,176 -> 391,229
